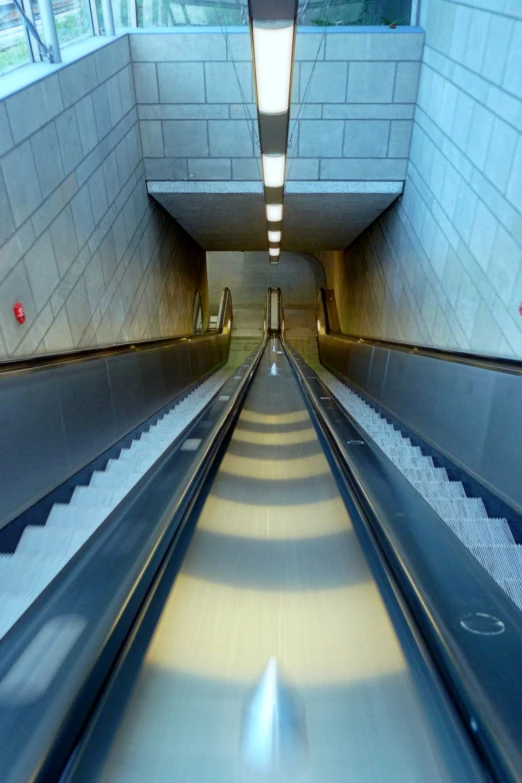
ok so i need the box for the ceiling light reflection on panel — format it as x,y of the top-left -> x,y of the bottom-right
268,230 -> 282,243
252,23 -> 294,114
262,155 -> 286,188
266,204 -> 283,222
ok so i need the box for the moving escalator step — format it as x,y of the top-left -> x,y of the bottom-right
316,366 -> 522,611
0,366 -> 234,642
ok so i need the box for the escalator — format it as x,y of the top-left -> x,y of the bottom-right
0,290 -> 521,782
57,337 -> 483,782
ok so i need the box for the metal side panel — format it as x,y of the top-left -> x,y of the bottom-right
107,353 -> 148,433
0,333 -> 230,530
319,333 -> 522,515
0,371 -> 68,528
138,347 -> 169,409
59,359 -> 118,470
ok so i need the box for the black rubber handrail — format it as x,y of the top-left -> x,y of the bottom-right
326,331 -> 522,375
319,290 -> 522,376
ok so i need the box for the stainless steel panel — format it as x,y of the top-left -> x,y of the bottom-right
138,348 -> 168,408
59,360 -> 117,470
319,333 -> 522,514
107,353 -> 148,435
0,371 -> 67,525
365,345 -> 388,400
0,333 -> 231,530
480,373 -> 522,508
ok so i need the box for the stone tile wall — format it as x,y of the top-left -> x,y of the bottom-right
207,250 -> 324,338
131,28 -> 424,183
321,0 -> 522,358
0,37 -> 207,359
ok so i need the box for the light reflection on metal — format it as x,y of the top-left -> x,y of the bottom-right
241,656 -> 307,776
270,362 -> 278,376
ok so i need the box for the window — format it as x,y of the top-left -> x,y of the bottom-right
113,0 -> 134,28
49,0 -> 94,46
0,3 -> 33,75
137,0 -> 247,28
298,0 -> 412,26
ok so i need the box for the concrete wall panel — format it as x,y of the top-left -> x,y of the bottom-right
135,28 -> 424,182
320,0 -> 522,359
0,37 -> 207,360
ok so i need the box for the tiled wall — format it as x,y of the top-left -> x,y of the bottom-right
323,0 -> 522,357
207,251 -> 324,338
0,37 -> 207,359
207,250 -> 324,308
132,29 -> 424,183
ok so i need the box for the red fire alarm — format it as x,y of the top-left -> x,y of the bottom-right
519,302 -> 522,317
13,302 -> 26,324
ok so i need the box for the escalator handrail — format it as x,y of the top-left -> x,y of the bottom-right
284,338 -> 522,783
0,337 -> 267,783
318,288 -> 522,376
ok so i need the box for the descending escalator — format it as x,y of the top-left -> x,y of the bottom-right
1,291 -> 521,783
60,337 -> 484,783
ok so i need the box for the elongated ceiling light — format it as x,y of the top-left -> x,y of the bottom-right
266,204 -> 283,222
249,0 -> 298,264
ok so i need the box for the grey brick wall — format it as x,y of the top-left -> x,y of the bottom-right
0,37 -> 207,360
131,29 -> 424,183
322,0 -> 522,358
207,250 -> 324,339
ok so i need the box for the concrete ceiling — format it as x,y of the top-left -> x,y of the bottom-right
147,181 -> 402,251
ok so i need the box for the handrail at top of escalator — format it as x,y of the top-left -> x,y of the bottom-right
0,288 -> 233,376
284,337 -> 522,783
318,288 -> 522,376
0,334 -> 266,783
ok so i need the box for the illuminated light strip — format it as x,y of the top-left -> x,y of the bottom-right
262,154 -> 286,188
266,204 -> 283,222
249,0 -> 298,262
252,22 -> 294,114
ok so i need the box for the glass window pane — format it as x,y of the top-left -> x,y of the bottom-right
138,0 -> 247,28
36,0 -> 94,46
298,0 -> 412,26
0,4 -> 33,75
113,0 -> 134,28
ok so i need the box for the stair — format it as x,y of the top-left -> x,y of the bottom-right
316,366 -> 522,613
0,365 -> 234,641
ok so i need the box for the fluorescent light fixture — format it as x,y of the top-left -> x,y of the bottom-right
266,204 -> 283,221
253,23 -> 294,114
269,247 -> 280,257
268,230 -> 281,243
262,155 -> 286,188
